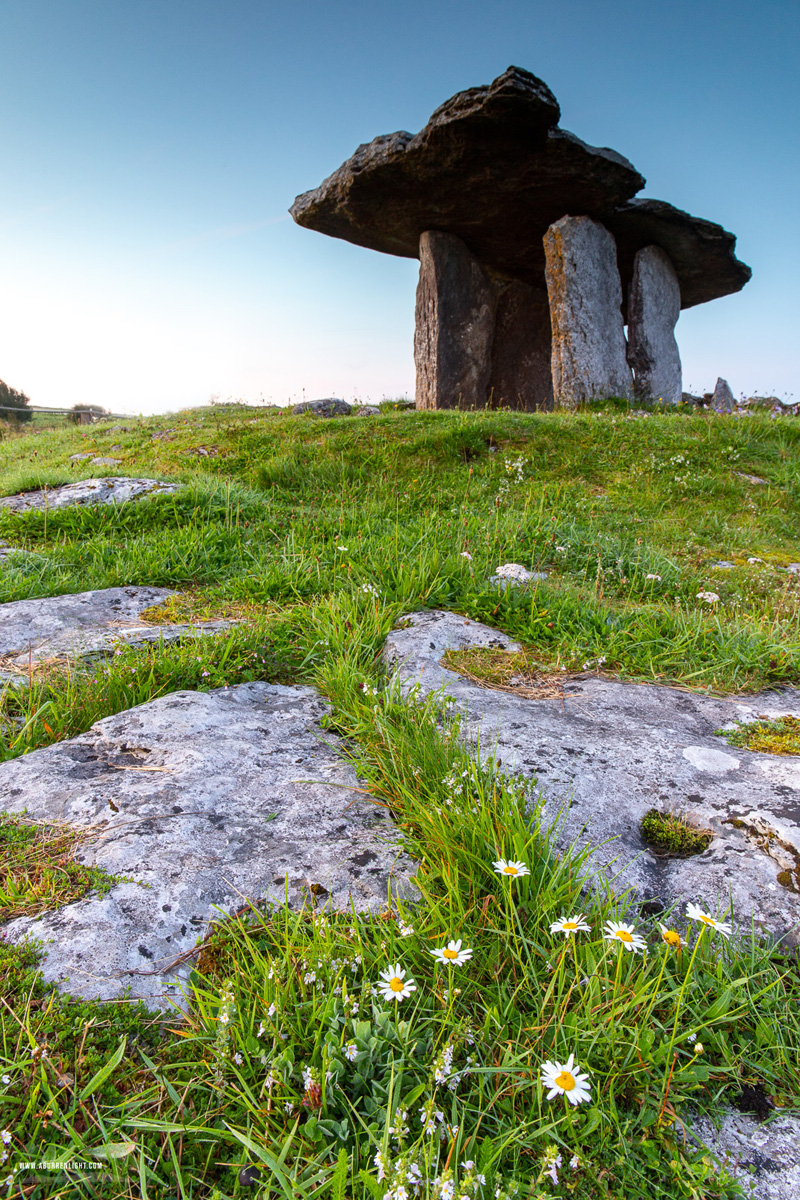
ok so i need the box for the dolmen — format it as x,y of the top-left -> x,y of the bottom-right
291,67 -> 750,410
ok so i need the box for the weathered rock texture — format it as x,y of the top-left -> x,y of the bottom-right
291,65 -> 750,410
0,477 -> 178,513
0,588 -> 232,678
544,216 -> 633,407
1,684 -> 417,1008
383,611 -> 800,948
292,398 -> 352,417
626,245 -> 682,403
414,232 -> 497,410
690,1110 -> 800,1200
488,281 -> 553,410
713,377 -> 736,412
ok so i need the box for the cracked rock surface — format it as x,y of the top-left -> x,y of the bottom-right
691,1110 -> 800,1200
0,587 -> 232,680
1,683 -> 417,1008
384,610 -> 800,947
0,476 -> 179,513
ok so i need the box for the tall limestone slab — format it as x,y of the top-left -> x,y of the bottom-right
543,215 -> 633,408
626,245 -> 682,403
414,231 -> 497,410
488,280 -> 553,410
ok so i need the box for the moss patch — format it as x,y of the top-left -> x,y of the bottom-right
441,646 -> 569,699
640,808 -> 713,857
719,714 -> 800,755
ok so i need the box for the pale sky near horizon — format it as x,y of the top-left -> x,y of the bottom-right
0,0 -> 797,415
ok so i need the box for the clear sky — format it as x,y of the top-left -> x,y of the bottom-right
0,0 -> 797,414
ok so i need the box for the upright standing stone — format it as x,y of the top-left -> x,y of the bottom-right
712,377 -> 735,412
543,215 -> 633,408
488,281 -> 553,410
626,245 -> 682,404
414,231 -> 497,410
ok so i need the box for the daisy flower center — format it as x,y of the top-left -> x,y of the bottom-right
554,1070 -> 575,1091
615,930 -> 633,943
503,866 -> 518,875
699,915 -> 715,926
662,929 -> 681,947
442,948 -> 458,960
389,977 -> 404,992
562,922 -> 578,930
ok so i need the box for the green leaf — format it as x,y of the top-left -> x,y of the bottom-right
79,1036 -> 127,1101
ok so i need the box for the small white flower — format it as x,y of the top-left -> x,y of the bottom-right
398,920 -> 415,937
492,858 -> 530,878
460,551 -> 473,560
645,573 -> 661,581
0,1134 -> 9,1147
569,1155 -> 580,1170
268,1002 -> 276,1017
687,1032 -> 697,1043
430,939 -> 473,966
540,1054 -> 592,1105
0,1077 -> 8,1086
696,590 -> 720,603
344,1042 -> 359,1062
256,1022 -> 265,1038
685,902 -> 732,938
232,1052 -> 243,1065
219,1012 -> 230,1025
549,914 -> 591,937
337,545 -> 348,551
376,963 -> 417,1002
603,920 -> 646,953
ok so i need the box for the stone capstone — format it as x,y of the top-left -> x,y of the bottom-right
626,245 -> 682,404
0,477 -> 179,514
0,587 -> 234,680
292,398 -> 353,417
0,683 -> 418,1008
383,610 -> 800,948
544,216 -> 633,407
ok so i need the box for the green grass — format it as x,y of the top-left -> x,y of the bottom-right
0,401 -> 799,1198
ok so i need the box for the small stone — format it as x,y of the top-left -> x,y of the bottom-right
734,472 -> 767,485
711,561 -> 736,570
0,478 -> 179,513
489,563 -> 548,587
90,457 -> 122,466
712,377 -> 735,412
352,405 -> 381,416
69,453 -> 93,461
292,398 -> 352,418
626,245 -> 682,404
787,564 -> 800,576
544,216 -> 633,408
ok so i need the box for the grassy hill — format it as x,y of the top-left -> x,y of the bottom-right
0,401 -> 798,1199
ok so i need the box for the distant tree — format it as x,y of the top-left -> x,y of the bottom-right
0,379 -> 33,423
67,403 -> 109,425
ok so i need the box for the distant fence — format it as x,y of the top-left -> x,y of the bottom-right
0,405 -> 129,425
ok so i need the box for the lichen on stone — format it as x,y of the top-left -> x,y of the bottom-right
719,714 -> 800,756
640,808 -> 712,857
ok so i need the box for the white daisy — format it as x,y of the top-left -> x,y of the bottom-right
658,923 -> 682,950
430,939 -> 473,966
376,963 -> 417,1003
685,903 -> 731,939
549,914 -> 590,937
492,858 -> 530,879
603,920 -> 647,953
540,1054 -> 591,1106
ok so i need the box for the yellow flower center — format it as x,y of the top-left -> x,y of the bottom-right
699,915 -> 715,926
615,930 -> 633,943
442,948 -> 459,960
554,1070 -> 575,1091
503,866 -> 518,875
562,922 -> 578,931
389,977 -> 404,992
662,929 -> 681,948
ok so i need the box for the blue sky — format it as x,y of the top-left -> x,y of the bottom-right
0,0 -> 797,414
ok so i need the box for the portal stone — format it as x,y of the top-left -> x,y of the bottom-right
626,245 -> 682,404
543,216 -> 633,407
713,377 -> 736,412
414,231 -> 496,410
488,280 -> 553,410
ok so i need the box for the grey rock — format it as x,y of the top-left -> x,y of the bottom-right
0,587 -> 233,673
0,477 -> 179,513
1,683 -> 417,1007
711,561 -> 736,570
713,377 -> 736,412
90,457 -> 122,466
414,231 -> 497,410
292,398 -> 352,418
383,610 -> 800,947
734,472 -> 768,485
489,563 -> 548,587
626,245 -> 682,404
353,406 -> 382,416
488,280 -> 553,411
544,216 -> 633,407
69,453 -> 93,462
787,564 -> 800,577
690,1110 -> 800,1200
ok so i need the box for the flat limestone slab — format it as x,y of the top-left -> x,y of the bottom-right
0,477 -> 179,513
1,683 -> 417,1008
384,610 -> 800,947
